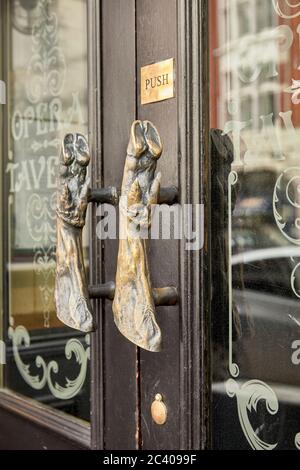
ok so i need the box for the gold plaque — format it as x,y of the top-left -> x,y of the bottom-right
141,58 -> 175,105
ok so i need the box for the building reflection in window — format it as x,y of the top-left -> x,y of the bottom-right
210,0 -> 300,450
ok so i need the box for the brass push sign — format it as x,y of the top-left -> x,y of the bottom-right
141,58 -> 175,105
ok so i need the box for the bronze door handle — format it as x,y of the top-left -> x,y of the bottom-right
89,284 -> 178,307
55,133 -> 94,332
112,120 -> 167,352
55,123 -> 178,351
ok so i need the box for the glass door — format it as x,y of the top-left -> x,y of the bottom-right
1,0 -> 90,428
210,0 -> 300,450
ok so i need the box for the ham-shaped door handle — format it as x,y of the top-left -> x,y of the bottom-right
55,133 -> 94,333
55,126 -> 178,351
112,120 -> 165,352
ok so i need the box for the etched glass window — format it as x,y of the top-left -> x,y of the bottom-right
211,0 -> 300,450
237,1 -> 252,37
2,0 -> 90,421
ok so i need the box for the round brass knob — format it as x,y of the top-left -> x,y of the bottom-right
151,393 -> 167,425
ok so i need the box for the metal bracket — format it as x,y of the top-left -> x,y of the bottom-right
89,283 -> 178,307
88,187 -> 119,205
88,186 -> 178,206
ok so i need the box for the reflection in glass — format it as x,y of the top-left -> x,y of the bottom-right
256,0 -> 277,32
3,0 -> 90,421
259,91 -> 277,119
210,0 -> 300,450
237,1 -> 251,37
240,96 -> 252,122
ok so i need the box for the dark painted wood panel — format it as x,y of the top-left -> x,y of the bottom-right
177,0 -> 211,449
101,0 -> 138,450
0,408 -> 87,450
136,0 -> 180,450
88,0 -> 104,450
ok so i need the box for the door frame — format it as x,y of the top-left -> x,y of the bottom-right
0,0 -> 211,450
177,0 -> 211,450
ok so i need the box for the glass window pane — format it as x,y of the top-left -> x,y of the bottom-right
240,95 -> 252,121
3,0 -> 90,421
210,0 -> 300,450
256,0 -> 278,32
237,1 -> 251,37
259,91 -> 276,117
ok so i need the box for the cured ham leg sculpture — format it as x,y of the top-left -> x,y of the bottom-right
55,133 -> 94,332
113,120 -> 163,352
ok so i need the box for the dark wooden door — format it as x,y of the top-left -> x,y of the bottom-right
98,0 -> 210,450
0,0 -> 210,450
100,0 -> 180,450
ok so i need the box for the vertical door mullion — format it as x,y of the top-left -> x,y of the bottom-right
101,0 -> 138,450
88,0 -> 104,450
177,0 -> 211,449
